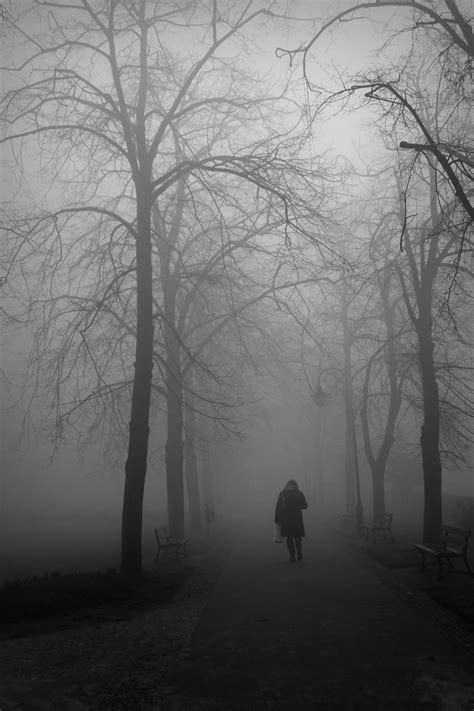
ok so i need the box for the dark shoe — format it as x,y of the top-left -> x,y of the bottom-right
297,554 -> 302,561
289,557 -> 296,563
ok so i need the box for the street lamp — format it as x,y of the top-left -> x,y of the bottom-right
312,383 -> 329,408
312,368 -> 365,537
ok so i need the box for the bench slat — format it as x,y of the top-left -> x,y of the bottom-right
444,525 -> 471,538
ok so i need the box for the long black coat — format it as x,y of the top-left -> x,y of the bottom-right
274,488 -> 308,538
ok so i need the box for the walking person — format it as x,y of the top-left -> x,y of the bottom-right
274,479 -> 308,563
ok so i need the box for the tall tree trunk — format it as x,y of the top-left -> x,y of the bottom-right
121,10 -> 153,579
418,166 -> 443,543
165,332 -> 185,538
342,289 -> 356,513
417,312 -> 442,542
395,164 -> 444,543
184,400 -> 203,535
154,177 -> 187,539
199,418 -> 214,511
372,464 -> 385,519
121,184 -> 153,577
162,273 -> 185,538
360,267 -> 402,522
315,406 -> 326,515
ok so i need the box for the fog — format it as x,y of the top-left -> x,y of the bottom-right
3,346 -> 472,585
1,285 -> 473,584
1,1 -> 473,588
1,362 -> 343,582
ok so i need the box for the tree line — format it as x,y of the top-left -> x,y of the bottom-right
1,0 -> 472,575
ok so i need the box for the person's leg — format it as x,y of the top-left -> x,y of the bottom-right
286,537 -> 296,562
295,537 -> 302,560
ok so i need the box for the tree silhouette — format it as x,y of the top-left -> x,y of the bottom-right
2,1 -> 334,574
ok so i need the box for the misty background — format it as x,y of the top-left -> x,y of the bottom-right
1,0 -> 473,582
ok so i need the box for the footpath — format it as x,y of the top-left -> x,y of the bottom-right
1,518 -> 473,710
159,519 -> 474,711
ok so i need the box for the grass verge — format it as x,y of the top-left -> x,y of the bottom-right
0,565 -> 192,627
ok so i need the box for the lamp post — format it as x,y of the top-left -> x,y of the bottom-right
312,368 -> 365,537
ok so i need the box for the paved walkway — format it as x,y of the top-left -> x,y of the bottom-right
162,520 -> 474,710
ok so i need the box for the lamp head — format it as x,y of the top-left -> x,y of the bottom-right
312,383 -> 329,407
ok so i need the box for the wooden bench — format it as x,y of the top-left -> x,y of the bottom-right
153,526 -> 188,563
413,525 -> 472,580
364,512 -> 395,543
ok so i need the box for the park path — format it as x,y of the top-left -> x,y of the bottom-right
163,518 -> 474,710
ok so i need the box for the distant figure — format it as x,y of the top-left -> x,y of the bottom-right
274,480 -> 308,563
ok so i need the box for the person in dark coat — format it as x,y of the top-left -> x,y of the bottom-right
274,479 -> 308,562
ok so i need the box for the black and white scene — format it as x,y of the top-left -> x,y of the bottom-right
1,1 -> 473,708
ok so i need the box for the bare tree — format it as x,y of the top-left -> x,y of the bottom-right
393,160 -> 474,540
277,0 -> 473,228
282,5 -> 473,538
1,0 -> 329,575
285,1 -> 473,66
359,221 -> 412,520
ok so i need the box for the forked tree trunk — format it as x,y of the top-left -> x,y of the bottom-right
360,289 -> 402,523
